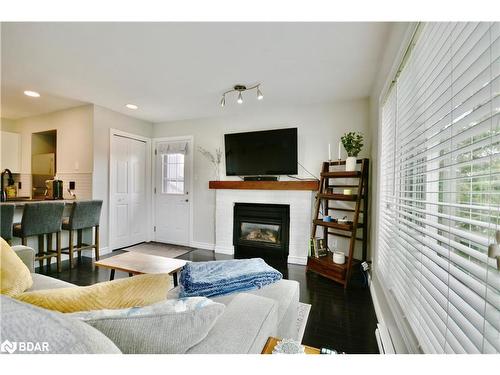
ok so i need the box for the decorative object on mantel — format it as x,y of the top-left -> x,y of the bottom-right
198,147 -> 223,180
220,84 -> 263,107
341,132 -> 364,171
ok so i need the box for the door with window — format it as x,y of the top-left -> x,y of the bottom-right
154,138 -> 192,246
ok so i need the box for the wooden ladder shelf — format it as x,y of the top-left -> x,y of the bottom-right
307,158 -> 369,288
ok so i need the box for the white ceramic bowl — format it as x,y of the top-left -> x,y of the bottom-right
333,251 -> 345,264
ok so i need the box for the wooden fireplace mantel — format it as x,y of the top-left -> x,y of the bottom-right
208,180 -> 319,191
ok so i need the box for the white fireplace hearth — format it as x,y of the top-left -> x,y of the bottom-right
214,188 -> 314,265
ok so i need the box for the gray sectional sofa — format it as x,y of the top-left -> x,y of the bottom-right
1,245 -> 299,354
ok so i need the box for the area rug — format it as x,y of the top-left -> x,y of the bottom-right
123,242 -> 191,258
295,302 -> 312,341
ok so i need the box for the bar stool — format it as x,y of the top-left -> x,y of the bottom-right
1,204 -> 15,244
62,200 -> 102,268
13,202 -> 65,272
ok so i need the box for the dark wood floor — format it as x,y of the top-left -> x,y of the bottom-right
38,245 -> 379,354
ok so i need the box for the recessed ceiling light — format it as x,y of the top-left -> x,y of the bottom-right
125,104 -> 138,110
24,90 -> 40,97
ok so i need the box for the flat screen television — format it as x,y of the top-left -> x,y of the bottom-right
224,128 -> 298,176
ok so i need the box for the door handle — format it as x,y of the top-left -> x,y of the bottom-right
185,199 -> 189,202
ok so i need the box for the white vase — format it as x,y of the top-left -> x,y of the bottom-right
213,164 -> 221,181
345,156 -> 357,171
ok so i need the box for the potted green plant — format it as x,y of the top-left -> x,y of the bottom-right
341,132 -> 363,171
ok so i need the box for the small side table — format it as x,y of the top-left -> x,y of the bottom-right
261,337 -> 320,354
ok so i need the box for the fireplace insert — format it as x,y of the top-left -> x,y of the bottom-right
233,203 -> 290,260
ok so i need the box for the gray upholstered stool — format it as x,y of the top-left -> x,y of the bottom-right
13,202 -> 65,272
1,204 -> 15,243
61,200 -> 102,268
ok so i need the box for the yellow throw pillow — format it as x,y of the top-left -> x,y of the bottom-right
1,237 -> 33,296
15,273 -> 170,313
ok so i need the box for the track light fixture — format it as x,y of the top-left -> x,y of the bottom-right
257,86 -> 264,100
220,84 -> 263,107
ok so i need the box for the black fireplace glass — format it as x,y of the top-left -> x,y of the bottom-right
240,222 -> 281,244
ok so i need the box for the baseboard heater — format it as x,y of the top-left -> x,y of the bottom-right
375,323 -> 396,354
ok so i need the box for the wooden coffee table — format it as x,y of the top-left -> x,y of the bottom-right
261,337 -> 320,354
95,251 -> 188,286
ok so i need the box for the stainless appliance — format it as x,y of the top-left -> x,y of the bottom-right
45,179 -> 63,200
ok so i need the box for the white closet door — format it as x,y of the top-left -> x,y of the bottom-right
110,134 -> 148,249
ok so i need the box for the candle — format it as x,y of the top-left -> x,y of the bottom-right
328,143 -> 331,161
338,141 -> 342,160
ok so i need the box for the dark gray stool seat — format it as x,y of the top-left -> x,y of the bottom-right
1,204 -> 15,243
13,202 -> 65,272
61,200 -> 102,268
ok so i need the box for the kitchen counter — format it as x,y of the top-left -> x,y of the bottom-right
2,198 -> 93,254
0,198 -> 78,206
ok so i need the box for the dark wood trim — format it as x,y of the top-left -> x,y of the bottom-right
313,219 -> 363,231
321,171 -> 361,178
318,193 -> 358,201
208,180 -> 319,191
307,256 -> 361,286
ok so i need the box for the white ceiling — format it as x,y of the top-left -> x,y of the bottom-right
1,22 -> 391,123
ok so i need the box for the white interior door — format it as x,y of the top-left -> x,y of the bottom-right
110,134 -> 148,249
154,138 -> 192,246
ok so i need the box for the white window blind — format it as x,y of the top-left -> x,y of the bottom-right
378,22 -> 500,354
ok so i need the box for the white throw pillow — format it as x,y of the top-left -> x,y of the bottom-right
68,297 -> 225,354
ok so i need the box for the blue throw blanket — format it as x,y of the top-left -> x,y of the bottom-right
179,258 -> 282,298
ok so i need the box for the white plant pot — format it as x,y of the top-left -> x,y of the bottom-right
345,156 -> 357,171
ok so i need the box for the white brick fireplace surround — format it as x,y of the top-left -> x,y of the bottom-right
214,189 -> 314,265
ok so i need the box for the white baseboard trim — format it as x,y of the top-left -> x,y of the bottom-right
190,241 -> 215,251
82,246 -> 110,259
287,255 -> 307,265
214,245 -> 234,255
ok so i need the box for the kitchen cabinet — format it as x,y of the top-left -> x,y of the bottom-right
1,131 -> 21,173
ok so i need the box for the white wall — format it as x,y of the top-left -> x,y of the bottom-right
0,118 -> 19,133
153,99 -> 370,249
8,105 -> 94,198
15,105 -> 94,174
92,105 -> 153,252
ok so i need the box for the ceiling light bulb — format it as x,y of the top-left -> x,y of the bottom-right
24,90 -> 40,97
126,104 -> 138,110
257,87 -> 264,100
220,95 -> 225,107
237,92 -> 243,104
